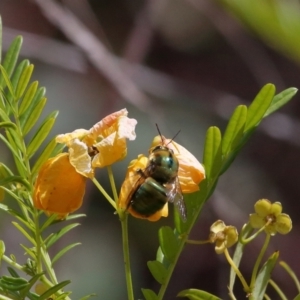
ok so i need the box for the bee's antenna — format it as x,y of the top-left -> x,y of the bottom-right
156,123 -> 180,146
168,129 -> 181,145
155,123 -> 164,143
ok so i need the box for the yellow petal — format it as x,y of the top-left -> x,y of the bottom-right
33,153 -> 86,219
275,214 -> 292,235
151,135 -> 205,193
249,213 -> 265,229
254,199 -> 272,217
270,202 -> 282,216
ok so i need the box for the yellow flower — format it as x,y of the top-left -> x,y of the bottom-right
118,136 -> 205,221
249,199 -> 292,235
56,108 -> 137,177
33,153 -> 86,219
119,155 -> 169,222
209,220 -> 238,254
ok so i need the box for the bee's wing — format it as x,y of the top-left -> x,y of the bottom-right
166,178 -> 187,222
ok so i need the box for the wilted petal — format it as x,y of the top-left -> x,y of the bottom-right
90,110 -> 137,168
210,220 -> 226,234
215,240 -> 226,254
56,129 -> 89,146
89,108 -> 129,139
224,226 -> 238,248
33,153 -> 86,219
92,132 -> 127,168
68,139 -> 94,178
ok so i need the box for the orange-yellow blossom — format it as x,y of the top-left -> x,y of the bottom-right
151,135 -> 205,193
33,153 -> 86,219
119,155 -> 169,221
56,108 -> 137,177
119,136 -> 205,221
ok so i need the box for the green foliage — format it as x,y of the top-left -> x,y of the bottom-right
144,83 -> 297,300
252,252 -> 279,299
0,17 -> 85,299
218,0 -> 300,63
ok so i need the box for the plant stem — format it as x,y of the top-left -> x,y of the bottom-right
269,279 -> 288,300
92,177 -> 116,209
120,212 -> 134,300
250,233 -> 271,289
224,248 -> 250,293
279,261 -> 300,292
107,166 -> 118,203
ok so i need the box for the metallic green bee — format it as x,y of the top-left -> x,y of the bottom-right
126,126 -> 187,221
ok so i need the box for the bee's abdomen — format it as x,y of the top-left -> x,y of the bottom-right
130,177 -> 167,217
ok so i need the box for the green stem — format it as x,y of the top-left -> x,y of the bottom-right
2,255 -> 26,272
185,239 -> 210,245
279,261 -> 300,292
250,233 -> 271,290
92,177 -> 116,209
268,279 -> 288,300
107,165 -> 118,203
224,248 -> 250,293
120,212 -> 134,300
240,223 -> 266,244
156,180 -> 210,300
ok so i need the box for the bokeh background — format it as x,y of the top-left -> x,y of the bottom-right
1,0 -> 300,299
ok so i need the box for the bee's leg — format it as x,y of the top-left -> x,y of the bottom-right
136,168 -> 147,178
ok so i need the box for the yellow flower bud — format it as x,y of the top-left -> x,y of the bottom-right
33,153 -> 86,219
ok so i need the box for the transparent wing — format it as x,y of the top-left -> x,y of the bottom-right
166,177 -> 187,222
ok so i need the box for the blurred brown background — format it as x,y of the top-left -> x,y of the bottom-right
1,0 -> 300,299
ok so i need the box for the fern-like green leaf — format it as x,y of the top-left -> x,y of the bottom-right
19,81 -> 38,115
0,36 -> 22,89
19,86 -> 46,128
6,59 -> 29,104
0,17 -> 2,63
11,222 -> 36,246
0,65 -> 15,99
38,280 -> 71,300
27,111 -> 58,158
45,223 -> 81,248
158,226 -> 179,263
142,289 -> 159,300
22,96 -> 47,135
31,137 -> 58,176
252,251 -> 279,299
264,87 -> 298,118
203,126 -> 222,180
15,64 -> 34,99
244,83 -> 275,132
51,243 -> 81,265
147,260 -> 168,284
222,105 -> 247,157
